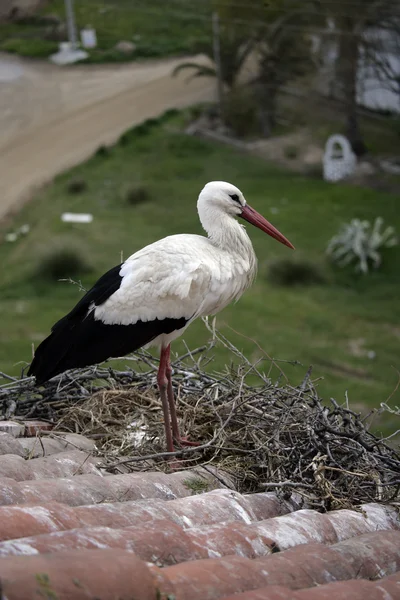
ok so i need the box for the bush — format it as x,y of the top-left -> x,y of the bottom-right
326,217 -> 398,274
36,246 -> 92,281
284,145 -> 299,160
66,178 -> 87,194
95,145 -> 111,158
133,118 -> 160,137
159,108 -> 179,122
0,38 -> 58,57
118,113 -> 179,147
118,132 -> 131,146
188,104 -> 207,121
266,258 -> 326,286
125,185 -> 150,206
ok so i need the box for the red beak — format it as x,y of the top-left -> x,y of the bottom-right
240,204 -> 295,250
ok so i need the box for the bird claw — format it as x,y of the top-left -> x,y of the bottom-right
175,436 -> 201,447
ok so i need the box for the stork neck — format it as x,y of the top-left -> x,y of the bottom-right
202,209 -> 254,257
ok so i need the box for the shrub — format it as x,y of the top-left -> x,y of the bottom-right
187,104 -> 206,122
326,217 -> 398,273
66,178 -> 87,194
95,145 -> 111,158
125,185 -> 150,206
133,119 -> 160,137
118,114 -> 178,147
36,246 -> 92,281
118,132 -> 131,146
284,145 -> 299,160
159,108 -> 179,122
266,258 -> 326,286
0,38 -> 58,57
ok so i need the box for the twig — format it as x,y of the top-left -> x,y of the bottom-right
261,480 -> 314,490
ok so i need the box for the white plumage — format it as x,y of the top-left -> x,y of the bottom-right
29,181 -> 294,454
95,183 -> 258,332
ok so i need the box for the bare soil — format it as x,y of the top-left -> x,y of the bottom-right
0,52 -> 215,221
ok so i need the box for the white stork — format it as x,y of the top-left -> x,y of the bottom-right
29,181 -> 294,452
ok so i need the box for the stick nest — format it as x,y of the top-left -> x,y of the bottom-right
1,328 -> 399,511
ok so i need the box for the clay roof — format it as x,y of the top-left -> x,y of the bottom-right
0,421 -> 399,600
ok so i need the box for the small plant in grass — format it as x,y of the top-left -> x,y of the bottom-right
183,477 -> 210,494
133,119 -> 159,137
118,132 -> 131,146
159,108 -> 179,122
36,246 -> 92,281
66,178 -> 87,194
284,145 -> 299,160
188,104 -> 207,121
326,217 -> 398,274
267,258 -> 326,286
125,185 -> 150,206
95,145 -> 111,158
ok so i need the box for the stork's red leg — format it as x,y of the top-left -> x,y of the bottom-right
164,344 -> 180,441
158,346 -> 175,453
165,345 -> 200,447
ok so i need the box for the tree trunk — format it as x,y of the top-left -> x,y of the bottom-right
256,82 -> 277,138
337,18 -> 367,156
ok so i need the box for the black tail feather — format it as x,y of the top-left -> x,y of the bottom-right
28,313 -> 188,384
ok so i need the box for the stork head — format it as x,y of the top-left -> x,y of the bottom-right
198,181 -> 294,250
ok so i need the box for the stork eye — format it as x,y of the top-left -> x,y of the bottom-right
229,193 -> 240,203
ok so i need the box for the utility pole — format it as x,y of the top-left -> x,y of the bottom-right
64,0 -> 78,49
212,11 -> 224,123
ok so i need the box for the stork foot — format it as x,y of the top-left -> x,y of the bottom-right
166,437 -> 201,470
175,436 -> 201,447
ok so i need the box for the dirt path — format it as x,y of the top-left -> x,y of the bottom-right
0,53 -> 215,221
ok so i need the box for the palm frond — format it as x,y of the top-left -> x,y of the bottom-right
172,62 -> 217,83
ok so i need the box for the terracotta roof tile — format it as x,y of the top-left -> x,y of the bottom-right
0,428 -> 399,600
0,422 -> 25,438
21,421 -> 54,436
0,502 -> 397,563
0,466 -> 229,506
0,420 -> 53,438
221,572 -> 400,599
0,489 -> 299,542
1,534 -> 400,599
0,433 -> 25,457
0,518 -> 276,562
332,530 -> 400,579
18,432 -> 96,457
0,430 -> 96,457
0,549 -> 157,600
0,449 -> 102,480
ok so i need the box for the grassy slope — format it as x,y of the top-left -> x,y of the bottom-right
0,0 -> 210,61
1,116 -> 399,433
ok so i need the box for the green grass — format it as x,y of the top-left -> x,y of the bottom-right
0,0 -> 210,62
1,112 -> 399,436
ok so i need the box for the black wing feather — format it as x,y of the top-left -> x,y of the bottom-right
50,263 -> 123,333
28,263 -> 188,384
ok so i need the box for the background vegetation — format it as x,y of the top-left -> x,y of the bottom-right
0,0 -> 210,61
